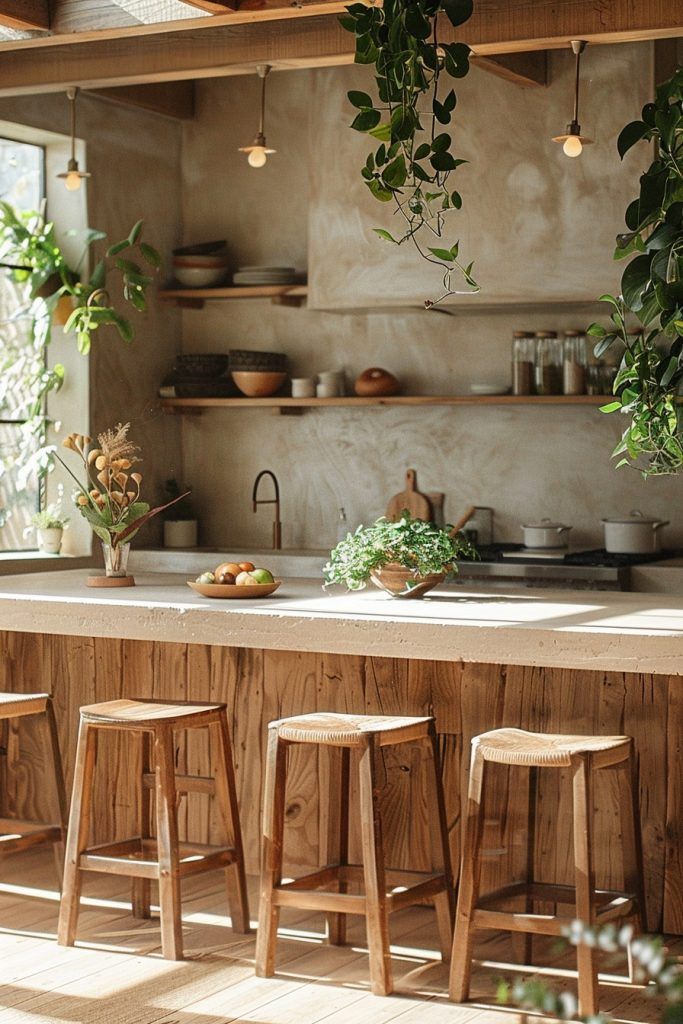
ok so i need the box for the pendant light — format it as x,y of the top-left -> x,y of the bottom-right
238,65 -> 276,169
552,40 -> 594,158
57,87 -> 91,191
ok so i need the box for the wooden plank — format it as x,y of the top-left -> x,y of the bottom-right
0,0 -> 48,30
664,676 -> 683,933
474,51 -> 547,88
0,1 -> 680,94
89,81 -> 195,119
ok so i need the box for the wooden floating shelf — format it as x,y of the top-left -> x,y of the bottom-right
160,394 -> 614,415
158,285 -> 308,308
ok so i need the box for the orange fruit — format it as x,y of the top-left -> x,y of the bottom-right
238,561 -> 255,572
215,561 -> 242,578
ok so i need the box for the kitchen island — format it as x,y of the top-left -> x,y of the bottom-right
0,570 -> 680,934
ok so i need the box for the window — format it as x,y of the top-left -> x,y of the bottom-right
0,138 -> 45,551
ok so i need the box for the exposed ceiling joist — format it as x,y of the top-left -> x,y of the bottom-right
0,1 -> 678,95
0,0 -> 49,30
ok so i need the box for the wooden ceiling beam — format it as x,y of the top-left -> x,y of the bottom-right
0,1 -> 678,95
0,0 -> 49,30
474,52 -> 548,88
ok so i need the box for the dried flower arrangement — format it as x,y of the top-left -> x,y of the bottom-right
57,423 -> 188,551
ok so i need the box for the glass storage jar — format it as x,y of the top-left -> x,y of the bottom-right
511,331 -> 535,395
562,329 -> 587,394
534,331 -> 562,395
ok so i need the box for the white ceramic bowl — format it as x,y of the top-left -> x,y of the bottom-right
174,266 -> 228,288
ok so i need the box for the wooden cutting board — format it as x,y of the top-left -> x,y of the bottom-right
386,469 -> 432,522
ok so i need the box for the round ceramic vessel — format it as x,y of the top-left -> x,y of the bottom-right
370,563 -> 446,599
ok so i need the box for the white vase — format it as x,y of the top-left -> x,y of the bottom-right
164,519 -> 198,549
37,527 -> 63,554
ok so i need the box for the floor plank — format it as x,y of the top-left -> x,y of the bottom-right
0,850 -> 674,1024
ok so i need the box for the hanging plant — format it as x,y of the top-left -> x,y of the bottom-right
588,67 -> 683,477
340,0 -> 479,308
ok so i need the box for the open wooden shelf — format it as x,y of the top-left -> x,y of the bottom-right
158,285 -> 308,308
160,394 -> 613,415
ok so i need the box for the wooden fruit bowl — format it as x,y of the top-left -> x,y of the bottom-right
370,563 -> 447,599
187,580 -> 281,599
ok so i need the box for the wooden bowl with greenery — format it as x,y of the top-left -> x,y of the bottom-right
323,513 -> 475,600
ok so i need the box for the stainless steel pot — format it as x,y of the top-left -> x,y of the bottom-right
602,510 -> 669,554
521,519 -> 572,549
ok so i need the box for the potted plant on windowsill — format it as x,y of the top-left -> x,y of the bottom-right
56,423 -> 189,587
29,500 -> 69,554
323,512 -> 475,599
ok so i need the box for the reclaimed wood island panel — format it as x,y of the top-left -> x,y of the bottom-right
0,628 -> 679,935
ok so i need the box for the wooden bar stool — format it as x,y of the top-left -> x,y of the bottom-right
255,712 -> 454,996
449,728 -> 646,1017
0,693 -> 67,883
58,698 -> 250,960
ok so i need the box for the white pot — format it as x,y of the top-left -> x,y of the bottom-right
602,511 -> 669,554
37,527 -> 63,554
164,519 -> 198,549
521,519 -> 572,549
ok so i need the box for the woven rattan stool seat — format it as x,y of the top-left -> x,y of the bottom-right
0,692 -> 50,719
79,698 -> 224,727
475,728 -> 630,767
272,712 -> 432,747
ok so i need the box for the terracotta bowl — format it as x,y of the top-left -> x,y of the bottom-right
231,371 -> 287,397
370,563 -> 447,599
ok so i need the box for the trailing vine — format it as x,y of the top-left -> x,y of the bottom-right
340,0 -> 479,307
589,67 -> 683,477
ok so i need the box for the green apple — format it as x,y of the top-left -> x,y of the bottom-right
250,568 -> 274,584
236,570 -> 258,585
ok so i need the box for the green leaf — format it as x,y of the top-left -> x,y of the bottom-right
367,179 -> 394,202
442,0 -> 473,27
430,150 -> 458,172
368,122 -> 392,142
383,154 -> 408,189
429,247 -> 455,262
431,133 -> 451,153
617,120 -> 649,159
348,89 -> 373,109
443,89 -> 457,113
587,323 -> 607,338
127,220 -> 143,246
413,142 -> 431,161
405,5 -> 430,38
442,42 -> 470,79
390,105 -> 417,141
88,258 -> 106,291
140,242 -> 161,268
106,238 -> 130,258
373,228 -> 398,243
600,401 -> 623,413
621,253 -> 654,311
351,108 -> 381,132
450,190 -> 462,209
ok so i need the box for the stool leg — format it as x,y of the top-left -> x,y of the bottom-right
449,743 -> 487,1003
617,745 -> 646,980
132,731 -> 152,919
255,728 -> 288,977
154,726 -> 183,961
427,722 -> 455,963
213,713 -> 250,933
325,745 -> 350,946
513,764 -> 538,966
572,753 -> 599,1018
359,734 -> 392,997
44,698 -> 68,889
58,720 -> 97,947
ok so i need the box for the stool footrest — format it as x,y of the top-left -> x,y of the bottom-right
473,881 -> 635,936
78,837 -> 237,880
0,818 -> 62,854
273,864 -> 449,916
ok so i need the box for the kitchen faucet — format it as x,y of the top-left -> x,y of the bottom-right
252,470 -> 282,550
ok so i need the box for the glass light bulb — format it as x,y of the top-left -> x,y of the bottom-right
563,135 -> 583,158
64,171 -> 82,191
247,147 -> 268,168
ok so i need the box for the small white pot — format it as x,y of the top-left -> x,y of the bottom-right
602,511 -> 669,554
37,527 -> 63,554
164,519 -> 198,549
522,519 -> 572,549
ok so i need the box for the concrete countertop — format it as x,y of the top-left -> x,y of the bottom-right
0,569 -> 682,674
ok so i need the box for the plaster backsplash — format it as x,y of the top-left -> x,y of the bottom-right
178,47 -> 683,553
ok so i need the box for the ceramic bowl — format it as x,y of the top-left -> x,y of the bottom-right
231,371 -> 287,397
173,253 -> 229,268
173,266 -> 228,288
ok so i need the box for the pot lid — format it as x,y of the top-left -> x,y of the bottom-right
602,509 -> 663,525
522,519 -> 571,530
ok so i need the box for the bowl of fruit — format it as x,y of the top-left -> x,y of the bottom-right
188,560 -> 281,599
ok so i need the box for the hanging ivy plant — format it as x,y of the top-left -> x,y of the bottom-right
588,67 -> 683,477
340,0 -> 479,307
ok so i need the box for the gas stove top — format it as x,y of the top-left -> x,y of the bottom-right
454,544 -> 681,591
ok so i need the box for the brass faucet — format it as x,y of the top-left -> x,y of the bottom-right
252,470 -> 282,550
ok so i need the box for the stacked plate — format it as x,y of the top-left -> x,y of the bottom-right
232,266 -> 297,286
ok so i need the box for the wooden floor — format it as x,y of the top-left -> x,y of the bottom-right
0,849 -> 674,1024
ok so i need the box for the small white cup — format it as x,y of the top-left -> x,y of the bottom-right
291,377 -> 316,398
316,382 -> 338,398
317,370 -> 344,396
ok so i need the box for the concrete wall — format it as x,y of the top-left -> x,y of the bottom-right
0,92 -> 184,546
179,43 -> 683,553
